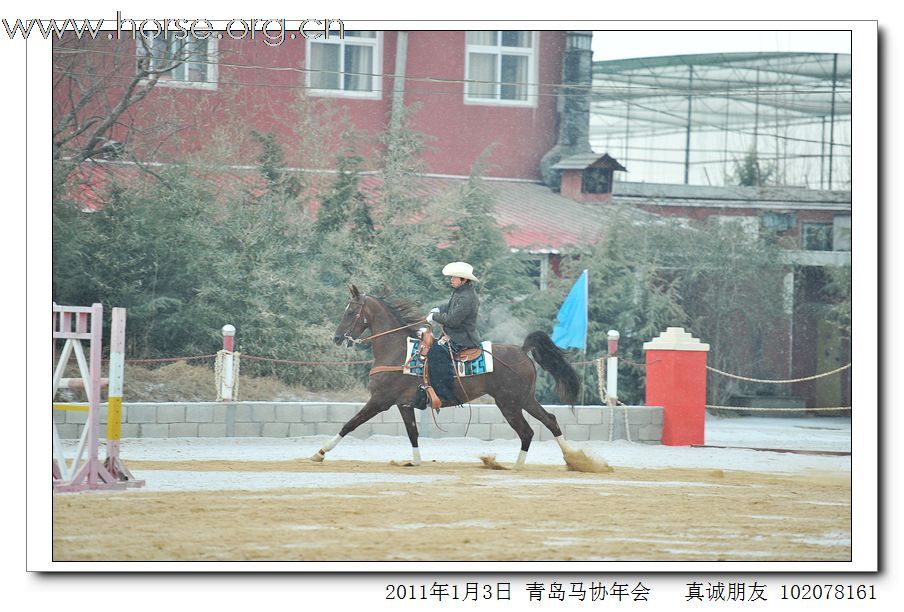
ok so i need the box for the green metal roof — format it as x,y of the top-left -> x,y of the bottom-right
588,51 -> 852,188
592,52 -> 851,133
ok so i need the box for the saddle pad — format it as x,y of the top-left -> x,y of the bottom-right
403,338 -> 493,376
404,337 -> 426,376
457,341 -> 494,376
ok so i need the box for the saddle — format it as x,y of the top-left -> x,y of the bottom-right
437,336 -> 483,363
389,332 -> 495,411
456,346 -> 483,362
417,331 -> 434,361
403,333 -> 493,410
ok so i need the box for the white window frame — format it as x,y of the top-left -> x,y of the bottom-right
136,35 -> 218,91
305,31 -> 383,100
832,215 -> 851,252
464,31 -> 538,108
801,221 -> 835,252
523,252 -> 550,291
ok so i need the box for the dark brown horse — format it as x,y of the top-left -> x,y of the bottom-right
311,285 -> 581,468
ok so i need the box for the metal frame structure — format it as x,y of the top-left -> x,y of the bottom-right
52,303 -> 143,492
589,52 -> 852,189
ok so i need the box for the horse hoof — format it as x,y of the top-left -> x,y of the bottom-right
311,452 -> 325,462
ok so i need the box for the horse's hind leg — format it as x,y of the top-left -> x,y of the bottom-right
522,398 -> 573,458
497,402 -> 535,469
311,397 -> 391,462
398,404 -> 422,466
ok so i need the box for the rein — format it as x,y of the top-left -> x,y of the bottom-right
349,320 -> 427,344
344,294 -> 426,345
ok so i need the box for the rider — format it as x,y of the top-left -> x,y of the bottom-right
413,262 -> 482,409
427,261 -> 482,350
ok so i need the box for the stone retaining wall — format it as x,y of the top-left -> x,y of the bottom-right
54,401 -> 663,443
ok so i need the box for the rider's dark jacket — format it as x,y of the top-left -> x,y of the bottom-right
432,281 -> 481,348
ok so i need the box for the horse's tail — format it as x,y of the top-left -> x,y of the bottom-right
522,331 -> 580,406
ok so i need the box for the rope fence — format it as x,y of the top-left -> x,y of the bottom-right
705,404 -> 851,413
123,354 -> 373,366
122,354 -> 219,364
587,354 -> 852,414
705,363 -> 851,384
595,356 -> 631,442
117,349 -> 852,414
705,361 -> 852,413
240,355 -> 374,366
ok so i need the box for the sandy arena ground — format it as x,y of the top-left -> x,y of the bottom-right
52,421 -> 852,562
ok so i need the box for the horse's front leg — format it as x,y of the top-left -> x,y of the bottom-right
311,397 -> 391,462
397,403 -> 421,466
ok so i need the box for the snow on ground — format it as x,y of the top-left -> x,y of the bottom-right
89,415 -> 852,492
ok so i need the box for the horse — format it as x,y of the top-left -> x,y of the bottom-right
311,285 -> 581,469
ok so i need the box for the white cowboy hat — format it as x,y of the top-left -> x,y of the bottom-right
442,261 -> 480,282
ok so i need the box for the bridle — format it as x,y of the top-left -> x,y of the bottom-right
341,294 -> 369,346
342,294 -> 427,346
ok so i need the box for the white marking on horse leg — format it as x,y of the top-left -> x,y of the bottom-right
514,449 -> 528,469
555,435 -> 571,454
311,434 -> 343,461
411,447 -> 421,466
323,434 -> 342,452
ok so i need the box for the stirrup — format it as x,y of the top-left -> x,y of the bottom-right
425,386 -> 442,411
413,385 -> 428,410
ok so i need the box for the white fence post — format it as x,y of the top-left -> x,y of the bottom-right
606,330 -> 620,403
219,324 -> 237,401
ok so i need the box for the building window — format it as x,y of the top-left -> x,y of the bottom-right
833,215 -> 851,251
581,168 -> 613,194
523,253 -> 550,291
307,31 -> 381,98
761,211 -> 794,233
465,31 -> 537,106
137,35 -> 217,89
802,222 -> 834,251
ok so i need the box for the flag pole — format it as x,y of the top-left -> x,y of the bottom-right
581,269 -> 588,405
551,269 -> 590,405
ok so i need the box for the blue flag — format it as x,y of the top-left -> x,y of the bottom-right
551,269 -> 588,351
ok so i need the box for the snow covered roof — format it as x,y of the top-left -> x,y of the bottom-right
58,161 -> 656,254
612,180 -> 852,212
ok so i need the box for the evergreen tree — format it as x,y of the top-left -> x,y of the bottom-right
52,165 -> 221,356
728,147 -> 777,186
533,212 -> 788,405
314,152 -> 369,236
251,130 -> 302,200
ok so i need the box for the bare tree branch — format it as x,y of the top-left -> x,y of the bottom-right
53,34 -> 197,166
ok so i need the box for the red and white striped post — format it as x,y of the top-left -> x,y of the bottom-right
220,324 -> 236,401
606,330 -> 620,403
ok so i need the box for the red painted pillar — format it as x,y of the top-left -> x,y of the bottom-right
643,327 -> 710,446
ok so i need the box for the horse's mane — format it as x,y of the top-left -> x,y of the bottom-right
372,295 -> 424,334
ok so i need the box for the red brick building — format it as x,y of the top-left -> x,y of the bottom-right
54,30 -> 567,179
53,29 -> 851,407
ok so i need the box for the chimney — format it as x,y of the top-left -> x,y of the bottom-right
540,31 -> 594,190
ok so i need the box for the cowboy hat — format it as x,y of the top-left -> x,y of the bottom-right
442,261 -> 479,282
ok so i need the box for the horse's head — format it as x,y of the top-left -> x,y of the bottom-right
333,285 -> 371,347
